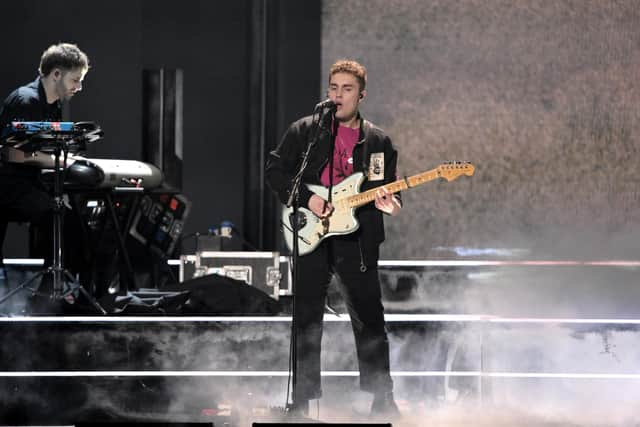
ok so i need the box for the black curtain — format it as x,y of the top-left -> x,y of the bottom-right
243,0 -> 322,252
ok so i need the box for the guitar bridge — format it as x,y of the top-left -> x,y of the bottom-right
321,217 -> 330,235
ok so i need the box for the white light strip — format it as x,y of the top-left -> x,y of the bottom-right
2,314 -> 640,324
486,373 -> 640,379
0,371 -> 638,379
1,258 -> 44,266
488,317 -> 640,324
0,371 -> 291,377
391,371 -> 482,377
5,258 -> 640,267
0,316 -> 295,322
197,251 -> 277,259
378,260 -> 640,267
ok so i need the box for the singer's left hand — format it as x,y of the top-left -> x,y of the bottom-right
375,187 -> 401,216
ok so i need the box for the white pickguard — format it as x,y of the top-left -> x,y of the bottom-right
281,172 -> 364,256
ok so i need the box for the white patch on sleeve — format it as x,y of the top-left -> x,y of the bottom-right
368,152 -> 385,181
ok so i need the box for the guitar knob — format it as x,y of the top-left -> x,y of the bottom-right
288,211 -> 308,230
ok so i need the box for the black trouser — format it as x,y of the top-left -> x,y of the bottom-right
1,171 -> 93,303
0,171 -> 85,269
0,173 -> 53,261
293,235 -> 393,401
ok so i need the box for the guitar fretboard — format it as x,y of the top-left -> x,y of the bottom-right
345,168 -> 443,209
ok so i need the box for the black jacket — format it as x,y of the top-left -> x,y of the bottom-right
266,114 -> 400,265
0,76 -> 62,177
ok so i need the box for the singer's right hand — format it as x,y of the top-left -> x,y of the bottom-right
308,194 -> 333,218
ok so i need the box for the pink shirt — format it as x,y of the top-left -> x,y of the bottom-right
320,125 -> 359,187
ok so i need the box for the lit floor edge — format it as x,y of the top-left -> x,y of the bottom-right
5,258 -> 640,267
1,315 -> 640,323
0,371 -> 638,379
377,260 -> 640,267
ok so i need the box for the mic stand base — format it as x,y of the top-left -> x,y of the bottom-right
0,267 -> 107,315
250,404 -> 316,425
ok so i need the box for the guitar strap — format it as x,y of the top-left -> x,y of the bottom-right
360,119 -> 371,174
327,118 -> 339,204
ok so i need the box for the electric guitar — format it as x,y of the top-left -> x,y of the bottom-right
281,161 -> 475,255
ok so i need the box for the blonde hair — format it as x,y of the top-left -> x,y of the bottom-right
39,43 -> 89,76
329,59 -> 367,92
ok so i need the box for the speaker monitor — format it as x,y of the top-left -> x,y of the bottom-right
143,68 -> 184,191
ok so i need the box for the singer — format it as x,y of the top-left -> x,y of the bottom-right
266,59 -> 401,418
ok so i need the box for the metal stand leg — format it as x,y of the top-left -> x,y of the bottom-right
48,148 -> 106,314
0,143 -> 107,315
0,270 -> 45,307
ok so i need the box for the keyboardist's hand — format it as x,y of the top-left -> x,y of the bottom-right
1,146 -> 82,168
32,150 -> 81,168
308,194 -> 333,218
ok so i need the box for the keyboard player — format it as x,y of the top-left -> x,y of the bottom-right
0,43 -> 90,296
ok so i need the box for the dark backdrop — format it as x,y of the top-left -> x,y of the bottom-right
0,0 -> 321,257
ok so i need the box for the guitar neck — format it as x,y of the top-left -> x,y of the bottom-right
346,168 -> 441,208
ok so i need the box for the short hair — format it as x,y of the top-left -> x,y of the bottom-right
329,59 -> 367,92
38,43 -> 90,76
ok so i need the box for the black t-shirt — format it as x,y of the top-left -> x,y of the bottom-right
0,76 -> 62,136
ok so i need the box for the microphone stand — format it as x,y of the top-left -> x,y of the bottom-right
285,104 -> 334,415
49,138 -> 107,312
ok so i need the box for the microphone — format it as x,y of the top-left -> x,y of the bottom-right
314,98 -> 337,112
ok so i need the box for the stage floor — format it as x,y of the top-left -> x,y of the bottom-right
1,259 -> 639,426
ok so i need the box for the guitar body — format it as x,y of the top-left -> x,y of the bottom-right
280,161 -> 475,256
281,172 -> 364,256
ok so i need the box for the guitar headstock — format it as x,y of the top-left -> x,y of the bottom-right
437,161 -> 475,181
